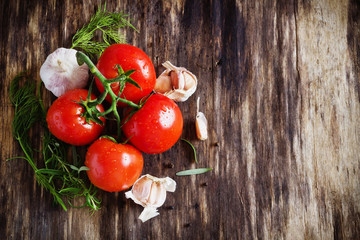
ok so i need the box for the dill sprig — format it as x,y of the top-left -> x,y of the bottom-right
71,3 -> 137,59
9,72 -> 101,211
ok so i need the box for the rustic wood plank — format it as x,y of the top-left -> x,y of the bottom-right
1,0 -> 360,239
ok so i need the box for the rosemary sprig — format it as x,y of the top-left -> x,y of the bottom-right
71,2 -> 137,59
176,139 -> 213,176
176,168 -> 213,176
9,72 -> 100,211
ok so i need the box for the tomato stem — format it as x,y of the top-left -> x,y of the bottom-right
76,51 -> 140,109
93,88 -> 108,106
76,51 -> 141,140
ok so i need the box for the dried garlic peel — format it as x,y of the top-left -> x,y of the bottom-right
196,97 -> 208,140
40,48 -> 89,97
125,174 -> 176,222
154,61 -> 197,102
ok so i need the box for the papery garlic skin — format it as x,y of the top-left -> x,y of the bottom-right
40,48 -> 89,97
125,174 -> 176,222
196,97 -> 208,140
154,61 -> 197,102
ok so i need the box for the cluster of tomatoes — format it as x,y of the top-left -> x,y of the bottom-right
46,44 -> 183,192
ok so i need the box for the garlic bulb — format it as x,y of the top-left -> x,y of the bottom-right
154,61 -> 197,102
40,48 -> 89,97
125,174 -> 176,222
195,97 -> 208,140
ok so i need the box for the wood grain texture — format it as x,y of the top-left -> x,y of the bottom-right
1,0 -> 360,239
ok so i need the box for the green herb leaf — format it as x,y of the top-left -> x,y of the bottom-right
59,188 -> 82,194
36,169 -> 65,175
70,165 -> 89,174
176,168 -> 213,176
181,139 -> 198,163
78,166 -> 90,172
69,165 -> 79,171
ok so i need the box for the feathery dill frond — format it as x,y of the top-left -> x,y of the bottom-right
71,3 -> 137,59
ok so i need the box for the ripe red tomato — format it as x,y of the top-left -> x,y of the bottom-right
122,94 -> 183,154
85,138 -> 143,192
46,89 -> 105,146
95,44 -> 156,107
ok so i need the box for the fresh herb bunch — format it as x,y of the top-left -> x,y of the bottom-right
9,72 -> 100,211
8,3 -> 139,211
71,2 -> 137,59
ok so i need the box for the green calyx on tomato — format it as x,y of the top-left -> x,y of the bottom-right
46,89 -> 106,146
108,64 -> 141,93
73,82 -> 106,126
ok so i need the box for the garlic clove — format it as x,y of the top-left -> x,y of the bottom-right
195,97 -> 208,140
196,112 -> 208,140
40,48 -> 89,97
154,61 -> 197,102
147,181 -> 166,207
125,174 -> 176,222
131,176 -> 153,204
170,70 -> 185,90
183,72 -> 196,90
154,72 -> 172,94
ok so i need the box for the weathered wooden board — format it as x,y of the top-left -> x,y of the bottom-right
1,0 -> 360,239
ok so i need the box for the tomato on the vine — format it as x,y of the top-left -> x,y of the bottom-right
122,94 -> 183,154
46,89 -> 105,146
85,138 -> 143,192
95,44 -> 156,107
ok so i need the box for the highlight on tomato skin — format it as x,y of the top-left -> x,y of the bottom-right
85,138 -> 144,192
95,43 -> 156,107
46,89 -> 105,146
122,94 -> 184,154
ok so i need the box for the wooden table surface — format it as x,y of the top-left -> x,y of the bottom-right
1,0 -> 360,239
